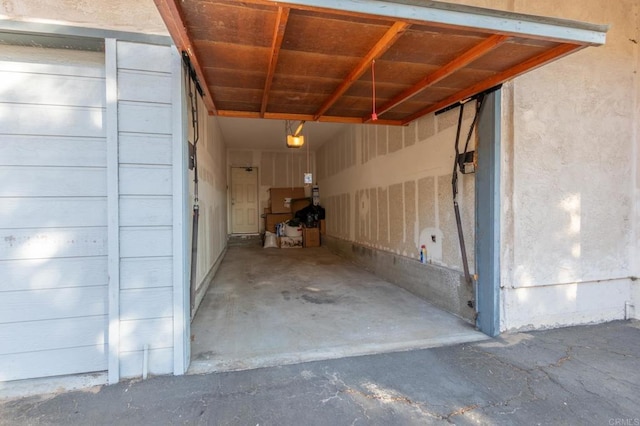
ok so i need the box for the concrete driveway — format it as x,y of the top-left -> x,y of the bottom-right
1,320 -> 638,425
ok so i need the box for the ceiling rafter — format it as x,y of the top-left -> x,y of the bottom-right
217,109 -> 404,125
401,42 -> 581,124
312,20 -> 410,121
260,7 -> 290,117
153,0 -> 218,114
154,1 -> 606,126
367,34 -> 510,122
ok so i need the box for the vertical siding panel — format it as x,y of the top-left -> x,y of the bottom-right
116,41 -> 176,379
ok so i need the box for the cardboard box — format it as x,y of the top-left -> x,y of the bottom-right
269,187 -> 305,213
279,236 -> 303,248
319,219 -> 326,235
265,213 -> 293,233
303,227 -> 320,248
291,198 -> 311,214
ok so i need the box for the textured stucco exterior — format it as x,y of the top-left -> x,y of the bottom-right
0,0 -> 168,35
442,0 -> 640,328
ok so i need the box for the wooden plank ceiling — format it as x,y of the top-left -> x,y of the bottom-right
154,0 -> 606,126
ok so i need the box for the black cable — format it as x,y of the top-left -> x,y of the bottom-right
451,103 -> 465,200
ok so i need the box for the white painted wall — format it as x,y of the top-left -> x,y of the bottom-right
317,110 -> 477,272
0,46 -> 108,381
114,41 -> 176,378
0,0 -> 168,35
187,94 -> 228,313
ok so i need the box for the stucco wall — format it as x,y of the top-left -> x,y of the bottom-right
0,0 -> 167,35
504,0 -> 638,328
444,0 -> 640,327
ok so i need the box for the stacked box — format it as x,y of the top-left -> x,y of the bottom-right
265,213 -> 293,233
303,227 -> 320,247
269,187 -> 305,213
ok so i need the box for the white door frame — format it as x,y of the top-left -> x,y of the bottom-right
229,166 -> 259,235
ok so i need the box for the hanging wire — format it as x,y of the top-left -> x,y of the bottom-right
371,60 -> 378,121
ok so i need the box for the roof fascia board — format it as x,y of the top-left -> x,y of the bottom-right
0,19 -> 172,46
268,0 -> 608,45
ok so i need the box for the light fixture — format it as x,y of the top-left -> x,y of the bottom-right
285,120 -> 305,148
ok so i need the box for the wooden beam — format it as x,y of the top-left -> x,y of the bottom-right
401,43 -> 581,124
261,7 -> 290,117
312,21 -> 410,121
368,34 -> 509,122
218,110 -> 405,125
153,0 -> 218,115
262,0 -> 608,46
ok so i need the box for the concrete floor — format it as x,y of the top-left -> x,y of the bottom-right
189,237 -> 487,374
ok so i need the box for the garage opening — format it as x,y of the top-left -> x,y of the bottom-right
154,0 -> 608,373
185,89 -> 503,374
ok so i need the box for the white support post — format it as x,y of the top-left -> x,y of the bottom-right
105,38 -> 121,384
172,46 -> 190,374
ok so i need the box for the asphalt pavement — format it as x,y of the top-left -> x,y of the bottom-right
1,320 -> 639,425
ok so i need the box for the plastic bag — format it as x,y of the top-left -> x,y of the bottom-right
263,231 -> 278,248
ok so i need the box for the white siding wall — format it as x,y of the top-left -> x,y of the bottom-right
0,48 -> 108,381
115,41 -> 175,378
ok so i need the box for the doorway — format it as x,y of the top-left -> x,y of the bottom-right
230,167 -> 259,234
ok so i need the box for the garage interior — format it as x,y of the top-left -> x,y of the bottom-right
148,0 -> 602,371
154,0 -> 607,373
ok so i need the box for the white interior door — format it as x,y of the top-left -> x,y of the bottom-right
231,167 -> 259,234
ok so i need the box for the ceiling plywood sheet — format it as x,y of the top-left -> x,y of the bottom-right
270,75 -> 341,95
275,50 -> 359,80
344,80 -> 411,99
469,41 -> 560,72
432,68 -> 497,91
379,30 -> 484,66
203,68 -> 266,91
186,2 -> 277,47
194,41 -> 271,71
282,10 -> 391,57
358,60 -> 438,85
154,0 -> 608,125
212,86 -> 263,105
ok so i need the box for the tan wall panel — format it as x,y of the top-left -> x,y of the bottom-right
388,183 -> 404,249
388,126 -> 403,154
